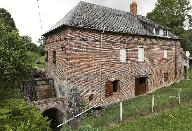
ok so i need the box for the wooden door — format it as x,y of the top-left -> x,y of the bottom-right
135,77 -> 147,96
105,81 -> 113,97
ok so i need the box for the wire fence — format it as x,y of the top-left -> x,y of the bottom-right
59,80 -> 192,130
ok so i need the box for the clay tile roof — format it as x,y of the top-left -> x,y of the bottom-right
43,1 -> 178,39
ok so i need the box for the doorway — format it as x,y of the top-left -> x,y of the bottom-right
135,77 -> 147,96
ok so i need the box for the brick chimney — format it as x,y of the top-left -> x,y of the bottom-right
130,0 -> 137,16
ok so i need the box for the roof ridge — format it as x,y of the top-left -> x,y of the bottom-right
79,1 -> 133,16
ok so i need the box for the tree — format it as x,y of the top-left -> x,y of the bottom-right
0,8 -> 16,31
147,0 -> 192,51
0,99 -> 51,130
37,38 -> 45,56
22,36 -> 39,53
0,18 -> 32,88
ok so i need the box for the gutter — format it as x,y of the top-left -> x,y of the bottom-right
42,25 -> 181,41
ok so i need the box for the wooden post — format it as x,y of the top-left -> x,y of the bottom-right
152,95 -> 155,113
178,88 -> 181,105
120,101 -> 123,122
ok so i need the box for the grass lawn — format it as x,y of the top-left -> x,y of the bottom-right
105,103 -> 192,131
81,69 -> 192,130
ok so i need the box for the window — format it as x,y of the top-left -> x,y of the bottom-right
45,51 -> 48,62
163,49 -> 168,59
89,94 -> 94,101
138,46 -> 144,62
105,80 -> 120,97
112,80 -> 120,92
186,51 -> 190,57
153,28 -> 160,35
163,30 -> 168,37
120,48 -> 126,63
164,73 -> 168,82
53,51 -> 56,64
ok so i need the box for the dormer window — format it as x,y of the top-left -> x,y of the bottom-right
153,28 -> 160,35
159,29 -> 164,36
163,30 -> 168,37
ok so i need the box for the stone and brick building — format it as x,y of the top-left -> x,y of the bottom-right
43,1 -> 185,106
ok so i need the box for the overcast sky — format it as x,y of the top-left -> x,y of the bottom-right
0,0 -> 191,44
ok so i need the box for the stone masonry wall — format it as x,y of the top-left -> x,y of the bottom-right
44,26 -> 184,106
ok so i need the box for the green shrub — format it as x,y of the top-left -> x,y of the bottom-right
0,99 -> 51,131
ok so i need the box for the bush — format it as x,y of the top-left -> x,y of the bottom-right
0,99 -> 51,131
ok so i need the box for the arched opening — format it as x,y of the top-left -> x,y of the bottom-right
42,108 -> 64,131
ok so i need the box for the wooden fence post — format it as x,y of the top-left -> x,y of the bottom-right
178,88 -> 181,105
152,95 -> 155,113
120,101 -> 123,122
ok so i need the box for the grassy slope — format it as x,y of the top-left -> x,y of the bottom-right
81,69 -> 192,130
106,104 -> 192,131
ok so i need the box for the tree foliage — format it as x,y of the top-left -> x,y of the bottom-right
0,99 -> 51,131
38,38 -> 45,56
0,8 -> 16,31
0,8 -> 50,131
22,35 -> 39,53
147,0 -> 192,51
0,18 -> 32,88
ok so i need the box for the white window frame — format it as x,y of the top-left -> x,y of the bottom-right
138,46 -> 144,62
120,48 -> 126,63
163,49 -> 168,59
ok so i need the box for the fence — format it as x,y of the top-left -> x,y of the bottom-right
58,81 -> 192,130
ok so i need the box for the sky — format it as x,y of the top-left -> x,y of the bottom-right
0,0 -> 191,44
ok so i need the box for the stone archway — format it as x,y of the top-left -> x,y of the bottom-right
42,108 -> 64,131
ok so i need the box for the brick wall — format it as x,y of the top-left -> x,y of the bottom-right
44,26 -> 184,106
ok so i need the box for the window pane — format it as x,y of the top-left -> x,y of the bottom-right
138,47 -> 144,62
120,48 -> 126,63
45,51 -> 48,62
164,49 -> 168,59
53,51 -> 56,64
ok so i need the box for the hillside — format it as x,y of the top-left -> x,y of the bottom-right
77,68 -> 192,131
105,103 -> 192,130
